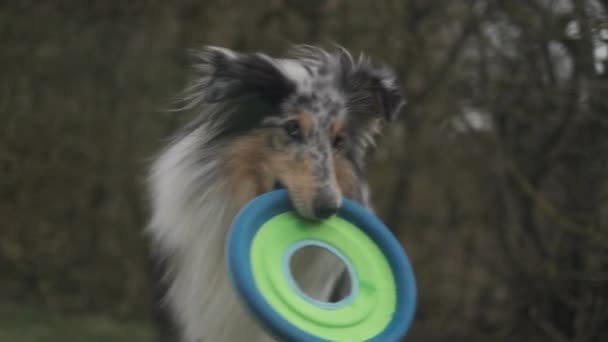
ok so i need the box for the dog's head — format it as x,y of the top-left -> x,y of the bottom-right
185,46 -> 404,220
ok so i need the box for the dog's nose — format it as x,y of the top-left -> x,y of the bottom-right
313,201 -> 339,219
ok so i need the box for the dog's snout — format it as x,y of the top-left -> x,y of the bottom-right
312,195 -> 340,219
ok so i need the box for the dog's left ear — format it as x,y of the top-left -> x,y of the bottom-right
344,61 -> 406,122
188,46 -> 295,105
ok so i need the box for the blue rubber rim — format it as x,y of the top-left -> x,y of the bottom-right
226,189 -> 417,342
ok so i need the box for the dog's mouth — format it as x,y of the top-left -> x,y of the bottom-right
273,181 -> 284,190
272,180 -> 339,221
272,180 -> 316,219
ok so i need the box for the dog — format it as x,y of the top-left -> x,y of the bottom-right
145,45 -> 404,342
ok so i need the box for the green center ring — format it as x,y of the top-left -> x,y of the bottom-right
251,212 -> 396,340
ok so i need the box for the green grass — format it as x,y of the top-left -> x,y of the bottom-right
0,303 -> 155,342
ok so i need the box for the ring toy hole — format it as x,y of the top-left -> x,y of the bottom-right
289,245 -> 351,303
282,240 -> 358,309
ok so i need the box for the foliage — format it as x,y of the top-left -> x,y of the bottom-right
1,1 -> 607,341
0,302 -> 152,342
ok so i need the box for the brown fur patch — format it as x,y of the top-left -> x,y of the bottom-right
225,132 -> 274,208
297,112 -> 314,139
330,117 -> 345,140
334,155 -> 356,199
267,151 -> 316,214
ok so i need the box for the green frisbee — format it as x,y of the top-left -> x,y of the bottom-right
226,189 -> 416,342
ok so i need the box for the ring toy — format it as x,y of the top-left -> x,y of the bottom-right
226,189 -> 416,342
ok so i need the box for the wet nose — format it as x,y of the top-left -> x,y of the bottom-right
313,198 -> 340,219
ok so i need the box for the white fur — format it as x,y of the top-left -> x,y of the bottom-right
277,59 -> 313,93
146,125 -> 344,342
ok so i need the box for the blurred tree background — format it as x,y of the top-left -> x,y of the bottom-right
1,0 -> 607,341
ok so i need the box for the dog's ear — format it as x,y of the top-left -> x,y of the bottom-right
189,47 -> 295,105
343,57 -> 405,122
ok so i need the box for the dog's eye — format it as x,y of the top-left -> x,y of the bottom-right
283,120 -> 302,140
332,134 -> 345,149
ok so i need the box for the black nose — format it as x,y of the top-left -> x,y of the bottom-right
313,202 -> 339,219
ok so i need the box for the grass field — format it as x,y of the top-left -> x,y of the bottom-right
0,303 -> 154,342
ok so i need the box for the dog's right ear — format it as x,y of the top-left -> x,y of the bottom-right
343,60 -> 405,123
187,47 -> 295,106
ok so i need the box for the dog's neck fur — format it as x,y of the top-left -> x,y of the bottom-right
146,125 -> 345,342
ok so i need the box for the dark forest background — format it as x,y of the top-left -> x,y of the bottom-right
1,1 -> 607,341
